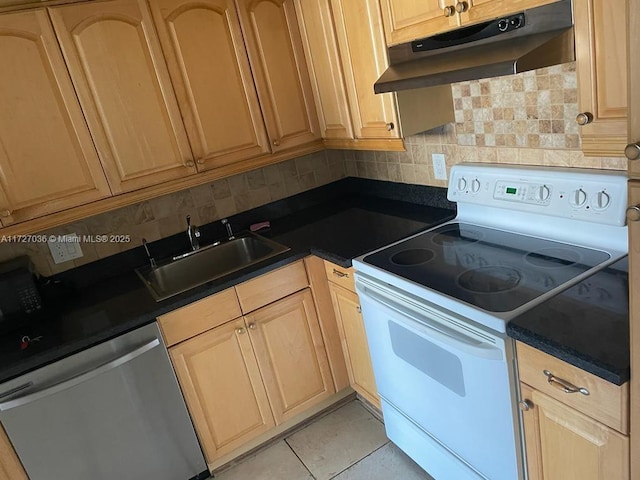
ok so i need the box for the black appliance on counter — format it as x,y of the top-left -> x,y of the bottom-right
0,256 -> 42,332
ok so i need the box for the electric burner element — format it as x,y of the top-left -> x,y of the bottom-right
524,248 -> 580,269
431,226 -> 483,246
390,249 -> 435,266
457,266 -> 522,293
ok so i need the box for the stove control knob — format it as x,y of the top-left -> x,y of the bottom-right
591,190 -> 611,210
536,185 -> 551,202
471,178 -> 481,193
457,177 -> 468,191
570,188 -> 588,207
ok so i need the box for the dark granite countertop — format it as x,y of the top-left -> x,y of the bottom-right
0,178 -> 455,384
507,257 -> 630,385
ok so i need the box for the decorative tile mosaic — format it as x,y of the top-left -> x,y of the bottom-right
452,63 -> 580,148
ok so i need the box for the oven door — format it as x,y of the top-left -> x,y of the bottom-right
356,276 -> 523,480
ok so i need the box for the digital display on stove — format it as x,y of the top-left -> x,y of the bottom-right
506,187 -> 517,195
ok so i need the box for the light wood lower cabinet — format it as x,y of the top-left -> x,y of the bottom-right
328,283 -> 379,408
0,424 -> 27,480
0,8 -> 112,226
245,289 -> 335,424
324,260 -> 380,408
169,318 -> 276,462
520,383 -> 630,480
162,262 -> 337,466
517,342 -> 630,479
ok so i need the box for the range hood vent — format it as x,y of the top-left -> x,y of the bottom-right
375,0 -> 574,93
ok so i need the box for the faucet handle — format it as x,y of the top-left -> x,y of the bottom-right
186,214 -> 192,227
221,218 -> 235,240
142,238 -> 157,268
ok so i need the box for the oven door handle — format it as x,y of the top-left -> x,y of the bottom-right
357,284 -> 502,361
0,339 -> 160,412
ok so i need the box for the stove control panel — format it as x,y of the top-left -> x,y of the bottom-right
448,164 -> 628,227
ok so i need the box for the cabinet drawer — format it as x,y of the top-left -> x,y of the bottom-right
235,261 -> 308,313
158,288 -> 241,346
323,260 -> 355,292
517,342 -> 629,434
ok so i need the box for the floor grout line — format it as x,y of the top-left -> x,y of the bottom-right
327,440 -> 391,480
284,437 -> 317,480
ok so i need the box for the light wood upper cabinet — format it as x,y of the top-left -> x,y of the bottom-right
328,283 -> 379,408
49,0 -> 196,194
379,0 -> 457,46
574,0 -> 628,157
520,384 -> 630,480
380,0 -> 560,45
0,9 -> 111,226
245,289 -> 335,424
235,0 -> 320,152
331,0 -> 400,140
169,318 -> 276,463
294,0 -> 354,141
149,0 -> 271,171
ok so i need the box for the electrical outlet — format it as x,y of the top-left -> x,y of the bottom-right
48,233 -> 84,264
432,153 -> 447,180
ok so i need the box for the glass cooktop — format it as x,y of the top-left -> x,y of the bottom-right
362,222 -> 612,313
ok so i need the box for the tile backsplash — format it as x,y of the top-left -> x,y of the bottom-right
0,151 -> 346,276
0,62 -> 628,276
344,63 -> 627,187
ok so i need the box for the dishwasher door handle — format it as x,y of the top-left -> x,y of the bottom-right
0,338 -> 160,412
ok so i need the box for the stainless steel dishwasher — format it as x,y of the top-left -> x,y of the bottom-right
0,322 -> 208,480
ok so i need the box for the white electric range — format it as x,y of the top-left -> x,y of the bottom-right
353,164 -> 628,480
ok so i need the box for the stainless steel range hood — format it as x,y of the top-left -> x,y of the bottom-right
375,0 -> 574,94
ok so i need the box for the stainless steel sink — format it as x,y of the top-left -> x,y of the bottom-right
136,233 -> 290,301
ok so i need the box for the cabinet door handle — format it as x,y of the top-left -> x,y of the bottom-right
627,206 -> 640,222
248,323 -> 257,330
196,159 -> 205,165
356,306 -> 362,314
625,142 -> 640,160
386,122 -> 395,131
0,210 -> 11,218
272,139 -> 280,147
185,160 -> 195,167
519,399 -> 533,411
236,327 -> 246,335
333,269 -> 349,278
455,1 -> 469,13
443,5 -> 455,17
575,112 -> 593,125
543,370 -> 590,396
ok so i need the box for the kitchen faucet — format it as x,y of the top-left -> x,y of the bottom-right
221,218 -> 235,240
186,215 -> 201,251
142,238 -> 157,269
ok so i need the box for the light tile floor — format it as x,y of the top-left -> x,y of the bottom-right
213,401 -> 434,480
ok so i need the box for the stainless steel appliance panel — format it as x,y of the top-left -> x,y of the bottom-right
0,322 -> 207,480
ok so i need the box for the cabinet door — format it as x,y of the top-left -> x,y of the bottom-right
294,0 -> 354,140
49,0 -> 196,194
328,283 -> 379,408
149,0 -> 270,171
459,0 -> 559,25
169,319 -> 276,463
379,0 -> 457,46
574,0 -> 627,156
246,289 -> 335,424
0,424 -> 27,480
235,0 -> 320,152
331,0 -> 401,139
520,384 -> 630,480
0,9 -> 111,226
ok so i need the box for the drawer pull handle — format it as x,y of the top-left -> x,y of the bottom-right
543,370 -> 590,396
333,269 -> 349,278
